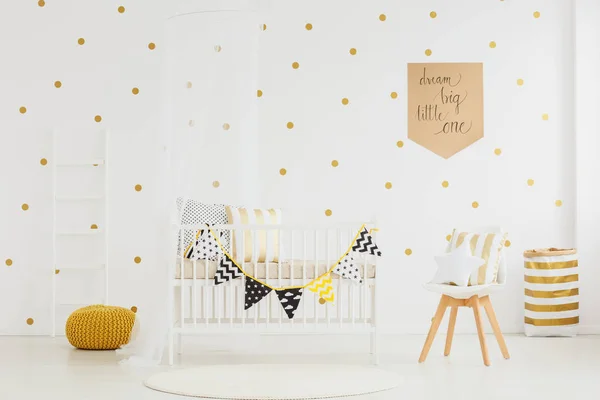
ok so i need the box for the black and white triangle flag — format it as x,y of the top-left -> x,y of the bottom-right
188,229 -> 224,261
214,253 -> 243,285
244,277 -> 272,310
333,253 -> 362,284
276,288 -> 303,319
351,227 -> 382,257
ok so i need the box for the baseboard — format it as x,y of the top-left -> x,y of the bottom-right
377,324 -> 600,335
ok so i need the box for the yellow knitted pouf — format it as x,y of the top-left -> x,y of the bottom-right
66,305 -> 135,350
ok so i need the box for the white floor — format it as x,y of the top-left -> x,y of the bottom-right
1,334 -> 599,400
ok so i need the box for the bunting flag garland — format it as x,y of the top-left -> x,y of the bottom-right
214,253 -> 244,285
332,253 -> 362,284
245,277 -> 273,310
276,288 -> 304,319
205,223 -> 381,316
307,274 -> 335,304
188,229 -> 224,261
352,227 -> 382,257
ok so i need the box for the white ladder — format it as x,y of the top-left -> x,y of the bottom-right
51,129 -> 109,337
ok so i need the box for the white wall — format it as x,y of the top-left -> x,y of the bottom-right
0,0 -> 580,335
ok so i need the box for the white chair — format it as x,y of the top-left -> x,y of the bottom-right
418,227 -> 510,367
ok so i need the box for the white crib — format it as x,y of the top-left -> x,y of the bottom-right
168,223 -> 379,365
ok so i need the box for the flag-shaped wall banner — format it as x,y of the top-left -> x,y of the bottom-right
214,253 -> 243,285
307,274 -> 335,304
352,227 -> 382,257
276,288 -> 303,319
333,253 -> 362,284
245,277 -> 272,310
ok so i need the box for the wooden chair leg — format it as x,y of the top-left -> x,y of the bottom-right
419,295 -> 449,363
481,296 -> 510,359
471,296 -> 491,366
444,306 -> 458,356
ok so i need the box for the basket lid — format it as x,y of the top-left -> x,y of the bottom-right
523,248 -> 576,257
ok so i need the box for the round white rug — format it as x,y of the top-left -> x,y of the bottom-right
144,364 -> 400,399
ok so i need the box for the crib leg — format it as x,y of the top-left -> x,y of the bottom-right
168,330 -> 174,366
370,331 -> 379,365
176,333 -> 183,355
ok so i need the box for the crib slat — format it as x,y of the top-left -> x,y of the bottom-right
290,230 -> 294,326
193,259 -> 197,327
326,229 -> 330,327
338,230 -> 342,328
314,230 -> 318,329
277,228 -> 282,328
303,230 -> 307,328
204,259 -> 209,327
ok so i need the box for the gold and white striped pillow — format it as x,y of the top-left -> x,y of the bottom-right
448,229 -> 506,286
225,206 -> 282,263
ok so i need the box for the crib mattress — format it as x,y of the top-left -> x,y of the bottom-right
173,259 -> 376,280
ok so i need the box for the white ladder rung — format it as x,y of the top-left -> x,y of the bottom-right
56,160 -> 105,167
55,230 -> 103,236
55,195 -> 104,201
57,264 -> 105,271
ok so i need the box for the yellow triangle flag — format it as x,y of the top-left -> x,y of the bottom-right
308,274 -> 335,303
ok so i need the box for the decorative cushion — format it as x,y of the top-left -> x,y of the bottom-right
65,305 -> 135,350
175,197 -> 231,257
225,206 -> 282,262
447,229 -> 506,285
431,237 -> 485,286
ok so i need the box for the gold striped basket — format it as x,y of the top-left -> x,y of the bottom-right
524,248 -> 578,337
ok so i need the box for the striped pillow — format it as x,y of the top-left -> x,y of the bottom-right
448,229 -> 506,285
225,206 -> 282,262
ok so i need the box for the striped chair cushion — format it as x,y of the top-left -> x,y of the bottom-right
448,229 -> 506,285
225,206 -> 282,263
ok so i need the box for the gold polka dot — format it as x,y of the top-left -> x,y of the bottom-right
212,181 -> 220,188
38,0 -> 45,6
132,87 -> 139,95
223,123 -> 230,131
349,48 -> 357,56
21,204 -> 29,211
517,78 -> 524,86
134,184 -> 142,192
542,113 -> 549,121
527,179 -> 535,186
341,98 -> 349,105
534,11 -> 541,18
325,209 -> 332,217
134,256 -> 142,264
472,201 -> 479,209
396,140 -> 404,148
379,14 -> 386,21
186,81 -> 193,89
494,148 -> 502,156
287,122 -> 294,129
94,115 -> 102,123
148,42 -> 156,50
55,269 -> 60,274
262,24 -> 267,31
5,259 -> 12,267
19,107 -> 27,114
90,224 -> 98,230
425,49 -> 432,56
78,38 -> 85,45
292,62 -> 300,69
214,45 -> 222,52
305,23 -> 313,30
555,200 -> 563,207
405,249 -> 412,256
257,89 -> 263,97
504,240 -> 512,247
26,318 -> 34,326
279,168 -> 287,176
489,41 -> 497,49
331,160 -> 339,167
385,182 -> 392,190
319,298 -> 326,305
131,306 -> 138,313
390,92 -> 398,99
118,6 -> 125,13
442,181 -> 449,188
430,11 -> 437,18
54,81 -> 62,88
446,234 -> 452,242
40,158 -> 47,166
